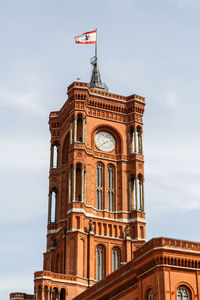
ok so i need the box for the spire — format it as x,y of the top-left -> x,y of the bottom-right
89,29 -> 108,91
89,57 -> 107,90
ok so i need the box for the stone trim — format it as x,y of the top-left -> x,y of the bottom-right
66,207 -> 146,223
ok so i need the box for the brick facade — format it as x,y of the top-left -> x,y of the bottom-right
34,81 -> 146,299
74,237 -> 200,300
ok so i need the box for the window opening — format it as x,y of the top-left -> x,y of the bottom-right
112,247 -> 120,272
96,163 -> 103,210
51,191 -> 57,223
177,286 -> 189,300
107,165 -> 114,211
96,246 -> 104,281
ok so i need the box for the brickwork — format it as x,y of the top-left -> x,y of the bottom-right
74,237 -> 200,300
34,81 -> 146,299
10,293 -> 34,300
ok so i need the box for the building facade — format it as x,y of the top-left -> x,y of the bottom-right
34,81 -> 146,300
74,237 -> 200,300
10,293 -> 34,300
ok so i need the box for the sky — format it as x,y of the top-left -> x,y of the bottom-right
1,0 -> 200,299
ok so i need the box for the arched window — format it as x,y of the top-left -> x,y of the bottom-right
146,289 -> 154,300
52,288 -> 58,300
137,127 -> 143,154
128,127 -> 134,153
51,191 -> 57,222
138,175 -> 144,211
112,247 -> 120,272
62,133 -> 70,164
44,285 -> 48,300
50,144 -> 59,168
77,114 -> 83,142
96,163 -> 103,210
76,164 -> 82,201
128,176 -> 136,211
48,190 -> 57,223
177,286 -> 189,300
96,245 -> 104,281
107,165 -> 114,211
60,288 -> 66,300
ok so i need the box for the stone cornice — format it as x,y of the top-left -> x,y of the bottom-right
134,237 -> 200,260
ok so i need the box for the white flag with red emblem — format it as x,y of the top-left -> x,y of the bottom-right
75,30 -> 96,44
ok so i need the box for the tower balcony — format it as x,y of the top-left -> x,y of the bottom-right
34,270 -> 88,300
34,270 -> 87,284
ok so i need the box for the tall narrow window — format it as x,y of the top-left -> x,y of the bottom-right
138,176 -> 144,211
96,163 -> 103,210
62,134 -> 70,164
49,190 -> 57,223
137,127 -> 143,154
112,247 -> 120,272
77,114 -> 83,142
129,176 -> 136,211
68,169 -> 71,203
51,191 -> 57,222
76,164 -> 82,201
128,127 -> 134,153
107,165 -> 114,211
96,246 -> 104,281
51,144 -> 59,168
146,290 -> 154,300
60,288 -> 66,300
177,286 -> 189,300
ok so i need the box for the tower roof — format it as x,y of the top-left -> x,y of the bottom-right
89,57 -> 108,91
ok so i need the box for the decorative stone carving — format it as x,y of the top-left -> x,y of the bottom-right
125,225 -> 130,238
50,236 -> 57,248
89,219 -> 94,233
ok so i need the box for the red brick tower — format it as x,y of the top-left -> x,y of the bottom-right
34,79 -> 146,299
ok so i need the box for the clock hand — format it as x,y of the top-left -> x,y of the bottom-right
99,139 -> 109,147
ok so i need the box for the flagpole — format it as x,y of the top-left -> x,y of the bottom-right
95,28 -> 97,62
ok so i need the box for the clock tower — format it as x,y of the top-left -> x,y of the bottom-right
34,72 -> 146,299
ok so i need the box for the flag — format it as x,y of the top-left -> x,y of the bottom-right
75,30 -> 96,44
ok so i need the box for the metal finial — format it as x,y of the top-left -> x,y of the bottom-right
89,28 -> 108,91
89,59 -> 105,90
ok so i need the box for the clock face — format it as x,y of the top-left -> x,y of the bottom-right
95,131 -> 115,152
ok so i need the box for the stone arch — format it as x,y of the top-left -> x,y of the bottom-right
62,131 -> 70,164
175,282 -> 194,300
44,285 -> 49,300
60,288 -> 67,300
